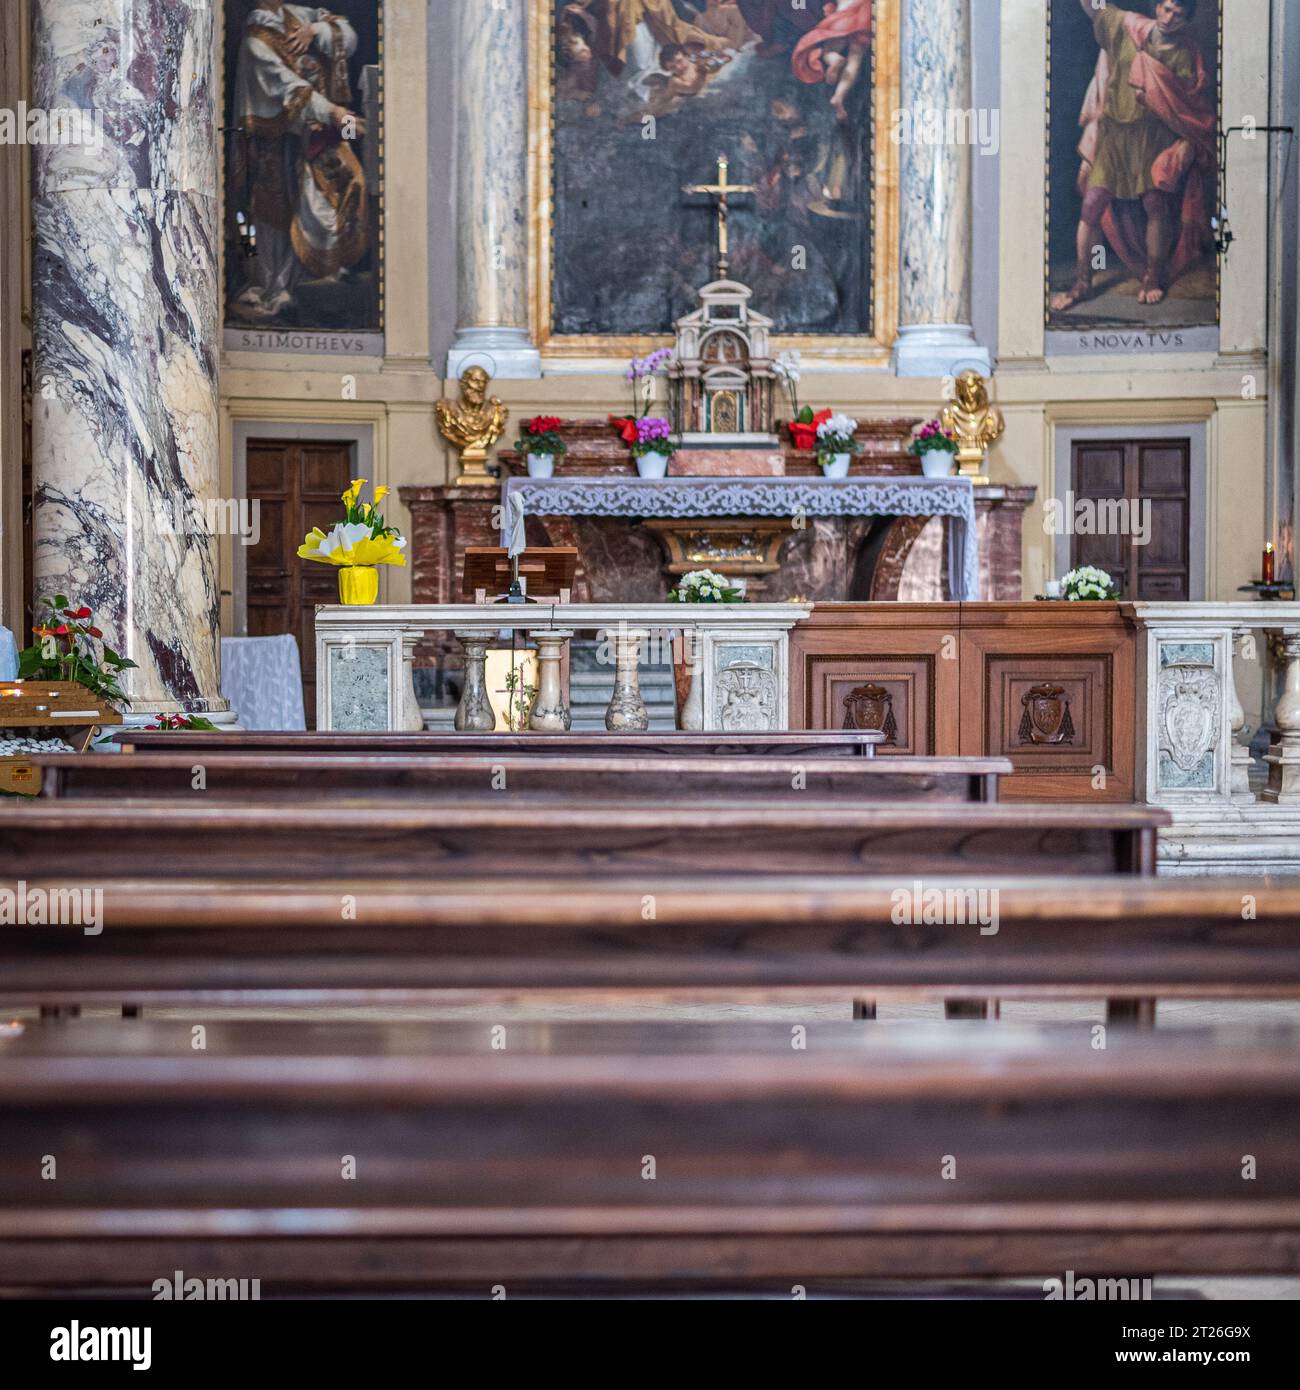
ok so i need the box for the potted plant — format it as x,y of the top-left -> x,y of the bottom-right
1061,565 -> 1119,601
298,478 -> 406,605
612,349 -> 677,476
815,413 -> 862,479
908,419 -> 959,478
668,568 -> 743,603
146,713 -> 218,731
18,596 -> 137,707
515,415 -> 566,478
787,406 -> 831,451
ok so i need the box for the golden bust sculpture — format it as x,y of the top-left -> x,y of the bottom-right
436,365 -> 508,482
940,370 -> 1004,485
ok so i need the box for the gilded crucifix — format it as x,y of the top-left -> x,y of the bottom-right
682,154 -> 754,281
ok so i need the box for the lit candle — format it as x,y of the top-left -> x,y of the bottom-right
1263,543 -> 1276,586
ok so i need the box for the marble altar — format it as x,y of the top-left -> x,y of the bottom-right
315,603 -> 811,735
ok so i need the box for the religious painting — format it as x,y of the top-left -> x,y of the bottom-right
223,2 -> 383,340
544,0 -> 885,342
1046,0 -> 1220,334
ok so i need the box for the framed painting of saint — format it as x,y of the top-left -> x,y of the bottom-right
1046,0 -> 1220,333
533,0 -> 899,358
223,2 -> 383,339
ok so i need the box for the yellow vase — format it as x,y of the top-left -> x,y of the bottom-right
338,565 -> 379,605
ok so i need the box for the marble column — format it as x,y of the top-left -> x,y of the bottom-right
454,630 -> 497,732
447,0 -> 541,379
605,628 -> 649,732
1264,630 -> 1300,804
892,0 -> 990,378
31,0 -> 226,717
529,629 -> 572,732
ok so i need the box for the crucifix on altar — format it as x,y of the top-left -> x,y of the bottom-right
682,153 -> 755,282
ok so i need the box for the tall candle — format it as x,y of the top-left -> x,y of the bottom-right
1263,543 -> 1276,585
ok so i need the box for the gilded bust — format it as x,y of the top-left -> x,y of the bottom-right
436,365 -> 508,471
940,370 -> 1004,483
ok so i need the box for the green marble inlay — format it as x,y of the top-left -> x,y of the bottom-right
1160,641 -> 1214,668
329,644 -> 388,731
1158,749 -> 1215,790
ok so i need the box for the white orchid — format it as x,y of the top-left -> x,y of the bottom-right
775,349 -> 802,384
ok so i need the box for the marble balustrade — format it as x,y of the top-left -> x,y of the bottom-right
315,604 -> 811,734
1128,603 -> 1300,876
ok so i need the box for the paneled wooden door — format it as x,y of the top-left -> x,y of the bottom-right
245,440 -> 356,726
1070,438 -> 1192,599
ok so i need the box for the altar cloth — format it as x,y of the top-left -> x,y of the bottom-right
501,474 -> 980,601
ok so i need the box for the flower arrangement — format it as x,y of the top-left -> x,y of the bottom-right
668,568 -> 743,603
908,419 -> 959,457
146,713 -> 218,731
815,413 -> 862,468
514,415 -> 567,458
1061,565 -> 1119,601
297,478 -> 407,570
775,349 -> 802,419
625,348 -> 674,415
787,406 -> 831,451
18,595 -> 138,707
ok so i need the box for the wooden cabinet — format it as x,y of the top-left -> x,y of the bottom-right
790,603 -> 1137,801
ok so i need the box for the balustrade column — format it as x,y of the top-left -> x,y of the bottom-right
605,628 -> 649,732
529,629 -> 573,732
454,630 -> 498,732
1264,629 -> 1300,804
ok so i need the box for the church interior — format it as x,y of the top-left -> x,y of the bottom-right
3,0 -> 1300,1325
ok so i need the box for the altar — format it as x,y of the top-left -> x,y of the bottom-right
502,474 -> 981,603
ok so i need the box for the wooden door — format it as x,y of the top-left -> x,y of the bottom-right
1070,439 -> 1191,599
245,440 -> 355,726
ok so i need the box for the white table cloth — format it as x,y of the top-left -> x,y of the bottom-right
501,474 -> 980,601
221,634 -> 306,730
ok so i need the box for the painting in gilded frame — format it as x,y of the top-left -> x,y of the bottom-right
223,2 -> 383,335
1046,0 -> 1220,331
538,1 -> 895,351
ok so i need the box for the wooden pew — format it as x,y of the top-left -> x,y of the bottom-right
2,1017 -> 1298,1292
34,752 -> 1010,804
113,730 -> 886,757
0,800 -> 1167,879
2,877 -> 1297,1009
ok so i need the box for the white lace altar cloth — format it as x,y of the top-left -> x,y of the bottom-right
501,475 -> 980,601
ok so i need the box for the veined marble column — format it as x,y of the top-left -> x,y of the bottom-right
892,0 -> 990,378
31,0 -> 226,716
446,0 -> 541,379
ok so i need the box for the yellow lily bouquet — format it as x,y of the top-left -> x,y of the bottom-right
298,478 -> 406,605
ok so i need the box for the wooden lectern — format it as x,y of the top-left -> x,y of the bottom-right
461,547 -> 578,605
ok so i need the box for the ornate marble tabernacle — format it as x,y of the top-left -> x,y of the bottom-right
315,603 -> 811,734
501,476 -> 981,602
30,0 -> 227,719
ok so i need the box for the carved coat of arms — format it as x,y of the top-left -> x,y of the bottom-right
715,660 -> 776,732
842,684 -> 897,744
1017,684 -> 1076,745
1158,665 -> 1220,772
